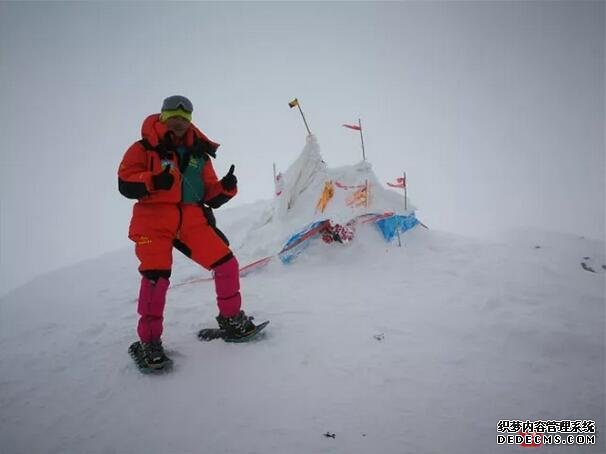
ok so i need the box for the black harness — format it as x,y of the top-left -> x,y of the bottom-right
137,135 -> 230,247
138,135 -> 217,174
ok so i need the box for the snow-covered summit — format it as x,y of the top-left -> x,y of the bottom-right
274,134 -> 414,223
225,135 -> 416,264
1,136 -> 604,454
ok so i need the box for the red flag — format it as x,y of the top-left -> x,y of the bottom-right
342,124 -> 361,131
387,177 -> 406,188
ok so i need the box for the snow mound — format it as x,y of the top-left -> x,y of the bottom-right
222,135 -> 416,265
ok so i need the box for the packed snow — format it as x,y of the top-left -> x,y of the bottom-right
0,138 -> 604,454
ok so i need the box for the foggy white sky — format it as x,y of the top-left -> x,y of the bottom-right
1,1 -> 604,295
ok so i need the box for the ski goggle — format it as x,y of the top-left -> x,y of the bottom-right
159,109 -> 192,122
161,95 -> 193,113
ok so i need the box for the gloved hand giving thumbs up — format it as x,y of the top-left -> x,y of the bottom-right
221,164 -> 237,191
152,165 -> 174,191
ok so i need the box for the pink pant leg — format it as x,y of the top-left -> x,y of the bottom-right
213,256 -> 241,317
137,277 -> 170,343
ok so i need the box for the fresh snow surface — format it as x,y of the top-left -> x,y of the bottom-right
1,138 -> 604,454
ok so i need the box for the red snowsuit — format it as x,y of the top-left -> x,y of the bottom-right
119,113 -> 237,271
118,114 -> 241,342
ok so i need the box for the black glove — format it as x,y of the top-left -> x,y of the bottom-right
152,165 -> 174,190
221,164 -> 237,191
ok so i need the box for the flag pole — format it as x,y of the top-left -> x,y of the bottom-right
289,98 -> 312,136
403,171 -> 407,211
358,118 -> 366,161
298,104 -> 312,136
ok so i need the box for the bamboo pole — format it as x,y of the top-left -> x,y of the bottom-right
359,118 -> 366,161
289,98 -> 312,136
404,171 -> 407,211
298,104 -> 312,136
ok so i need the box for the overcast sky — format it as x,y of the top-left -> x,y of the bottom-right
1,1 -> 604,295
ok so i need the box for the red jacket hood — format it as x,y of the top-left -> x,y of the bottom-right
140,114 -> 220,153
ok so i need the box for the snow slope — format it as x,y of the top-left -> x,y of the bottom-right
1,138 -> 604,454
1,222 -> 604,454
